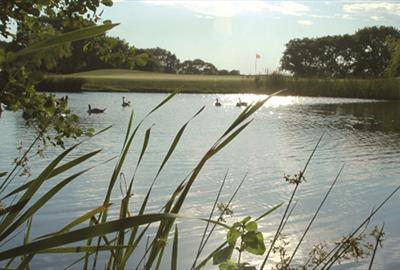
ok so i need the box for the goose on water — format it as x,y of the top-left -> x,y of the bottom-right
236,98 -> 248,107
88,104 -> 106,114
122,96 -> 131,107
214,98 -> 221,107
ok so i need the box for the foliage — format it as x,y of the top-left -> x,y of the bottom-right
260,72 -> 400,100
0,0 -> 115,146
385,37 -> 400,77
281,26 -> 400,78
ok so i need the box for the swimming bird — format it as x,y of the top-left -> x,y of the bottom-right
88,104 -> 106,114
236,98 -> 248,107
122,96 -> 131,107
214,98 -> 221,107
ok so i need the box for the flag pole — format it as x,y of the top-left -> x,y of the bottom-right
255,55 -> 257,75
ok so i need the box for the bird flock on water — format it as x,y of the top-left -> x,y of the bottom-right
58,95 -> 248,115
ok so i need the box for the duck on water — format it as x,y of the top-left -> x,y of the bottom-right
236,98 -> 248,107
122,97 -> 131,107
87,104 -> 106,114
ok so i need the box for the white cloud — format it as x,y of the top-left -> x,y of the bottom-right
343,2 -> 400,17
370,15 -> 383,21
143,0 -> 309,17
297,20 -> 313,25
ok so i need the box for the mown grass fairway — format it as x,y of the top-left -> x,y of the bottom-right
55,69 -> 259,93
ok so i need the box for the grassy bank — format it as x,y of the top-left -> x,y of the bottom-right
47,69 -> 258,93
262,73 -> 400,100
44,69 -> 400,99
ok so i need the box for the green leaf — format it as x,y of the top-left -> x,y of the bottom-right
219,259 -> 238,270
37,204 -> 111,239
2,149 -> 102,200
101,0 -> 113,6
241,216 -> 251,224
0,166 -> 94,242
0,213 -> 176,260
38,245 -> 128,253
194,242 -> 227,270
8,23 -> 119,61
171,225 -> 179,270
254,202 -> 283,222
227,228 -> 240,246
213,245 -> 234,265
0,143 -> 80,237
135,53 -> 149,67
242,232 -> 266,255
245,221 -> 257,232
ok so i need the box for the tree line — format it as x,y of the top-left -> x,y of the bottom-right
280,26 -> 400,78
30,32 -> 240,75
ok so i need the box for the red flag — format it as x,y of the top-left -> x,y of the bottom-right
256,53 -> 261,59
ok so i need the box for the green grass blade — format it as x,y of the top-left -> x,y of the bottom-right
171,225 -> 179,270
37,204 -> 112,239
127,126 -> 152,194
0,213 -> 177,261
0,143 -> 80,236
192,170 -> 228,269
212,120 -> 253,154
16,254 -> 34,270
8,23 -> 119,61
147,116 -> 256,268
254,203 -> 283,222
155,246 -> 165,270
1,149 -> 102,200
0,166 -> 95,242
37,245 -> 129,254
194,242 -> 227,270
119,224 -> 151,269
123,110 -> 134,149
147,90 -> 178,117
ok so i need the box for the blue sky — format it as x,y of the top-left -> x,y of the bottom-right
103,1 -> 400,74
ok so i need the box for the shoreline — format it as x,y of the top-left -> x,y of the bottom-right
39,69 -> 400,100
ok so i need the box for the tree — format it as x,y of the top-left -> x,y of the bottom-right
179,59 -> 218,75
280,26 -> 400,78
0,0 -> 114,146
385,37 -> 400,77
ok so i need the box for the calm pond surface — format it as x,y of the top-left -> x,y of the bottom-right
1,92 -> 400,269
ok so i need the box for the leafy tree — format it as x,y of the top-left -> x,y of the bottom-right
179,59 -> 218,75
384,37 -> 400,77
280,26 -> 400,78
0,0 -> 114,146
352,26 -> 400,77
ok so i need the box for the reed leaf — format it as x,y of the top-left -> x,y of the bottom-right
254,202 -> 284,222
194,242 -> 228,270
171,225 -> 179,270
2,148 -> 103,200
0,213 -> 177,260
37,204 -> 112,239
0,162 -> 102,242
8,23 -> 119,61
0,143 -> 80,236
38,245 -> 129,254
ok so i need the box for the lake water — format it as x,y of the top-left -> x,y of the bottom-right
1,92 -> 400,269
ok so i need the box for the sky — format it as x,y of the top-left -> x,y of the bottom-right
102,1 -> 400,74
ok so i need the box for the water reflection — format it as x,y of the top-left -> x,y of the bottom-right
0,93 -> 399,270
